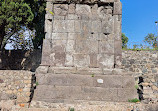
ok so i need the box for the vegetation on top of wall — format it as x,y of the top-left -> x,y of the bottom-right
122,33 -> 158,51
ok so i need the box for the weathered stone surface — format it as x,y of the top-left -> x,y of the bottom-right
0,79 -> 3,83
52,33 -> 68,40
114,2 -> 122,15
99,40 -> 114,54
53,20 -> 67,32
97,54 -> 114,68
54,4 -> 68,16
74,54 -> 90,67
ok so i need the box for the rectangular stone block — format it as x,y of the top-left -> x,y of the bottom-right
45,19 -> 52,33
49,52 -> 66,66
81,20 -> 91,33
99,40 -> 114,54
93,75 -> 123,88
75,40 -> 87,53
74,20 -> 81,32
54,4 -> 68,16
34,85 -> 118,102
68,4 -> 75,14
74,54 -> 90,67
91,20 -> 101,33
67,20 -> 75,32
52,40 -> 67,52
87,33 -> 99,40
101,16 -> 113,34
36,74 -> 94,86
66,40 -> 75,52
82,87 -> 118,101
89,53 -> 98,68
53,20 -> 67,32
76,4 -> 91,16
117,88 -> 138,102
91,4 -> 98,20
97,54 -> 114,68
113,2 -> 122,15
68,33 -> 77,40
86,40 -> 98,53
67,14 -> 79,20
122,76 -> 135,88
114,40 -> 122,55
52,33 -> 68,40
65,53 -> 74,66
48,67 -> 77,74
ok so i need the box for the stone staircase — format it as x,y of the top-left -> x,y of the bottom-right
33,67 -> 138,103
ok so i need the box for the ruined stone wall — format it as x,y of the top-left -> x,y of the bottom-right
122,50 -> 158,103
42,0 -> 122,68
0,70 -> 33,104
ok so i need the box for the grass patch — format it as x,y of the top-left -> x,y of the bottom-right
69,108 -> 74,111
36,82 -> 39,86
128,98 -> 140,103
91,74 -> 95,77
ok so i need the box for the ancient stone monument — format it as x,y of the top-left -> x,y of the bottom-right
34,0 -> 138,103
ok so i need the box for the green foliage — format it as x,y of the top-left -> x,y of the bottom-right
91,74 -> 95,77
128,98 -> 140,103
36,82 -> 39,86
69,108 -> 75,111
122,33 -> 129,49
144,33 -> 157,47
25,0 -> 46,49
0,0 -> 46,50
0,0 -> 34,50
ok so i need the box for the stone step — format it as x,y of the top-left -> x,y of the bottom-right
33,85 -> 137,102
36,74 -> 135,88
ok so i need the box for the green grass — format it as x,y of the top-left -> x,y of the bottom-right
69,108 -> 74,111
122,48 -> 158,51
135,84 -> 139,90
36,82 -> 39,86
91,74 -> 95,77
128,98 -> 140,103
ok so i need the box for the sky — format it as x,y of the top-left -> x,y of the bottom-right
121,0 -> 158,44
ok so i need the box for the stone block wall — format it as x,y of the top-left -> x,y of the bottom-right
0,70 -> 33,104
122,50 -> 158,103
42,0 -> 122,68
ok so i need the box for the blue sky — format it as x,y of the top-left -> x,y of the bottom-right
121,0 -> 158,44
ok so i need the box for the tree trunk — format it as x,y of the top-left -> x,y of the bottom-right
0,25 -> 5,51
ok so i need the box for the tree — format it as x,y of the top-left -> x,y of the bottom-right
122,33 -> 129,49
144,33 -> 157,48
0,0 -> 34,50
25,0 -> 46,49
0,0 -> 46,50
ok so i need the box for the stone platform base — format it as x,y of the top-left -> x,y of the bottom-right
33,66 -> 138,103
1,100 -> 158,111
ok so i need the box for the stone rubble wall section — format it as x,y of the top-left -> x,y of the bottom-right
42,0 -> 122,68
122,50 -> 158,103
0,70 -> 33,104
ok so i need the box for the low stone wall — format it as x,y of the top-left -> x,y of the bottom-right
0,70 -> 33,104
122,50 -> 158,103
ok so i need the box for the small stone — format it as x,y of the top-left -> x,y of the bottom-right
152,85 -> 158,91
0,79 -> 4,83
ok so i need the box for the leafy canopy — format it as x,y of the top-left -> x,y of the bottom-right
0,0 -> 34,31
122,33 -> 129,49
144,33 -> 158,47
0,0 -> 46,50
